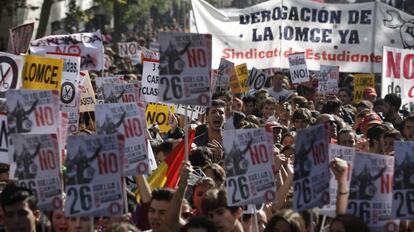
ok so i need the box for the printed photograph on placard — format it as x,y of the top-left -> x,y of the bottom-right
293,124 -> 330,211
102,83 -> 139,104
95,76 -> 125,104
0,52 -> 24,99
223,128 -> 275,206
95,103 -> 148,176
158,32 -> 211,106
64,134 -> 124,216
6,89 -> 59,134
10,133 -> 62,211
348,151 -> 396,231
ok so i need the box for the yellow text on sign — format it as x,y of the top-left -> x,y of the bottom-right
146,103 -> 175,133
353,74 -> 375,103
23,55 -> 64,91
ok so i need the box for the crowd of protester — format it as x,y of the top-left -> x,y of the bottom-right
0,21 -> 414,232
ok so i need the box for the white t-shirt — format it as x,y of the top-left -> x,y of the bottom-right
267,88 -> 292,102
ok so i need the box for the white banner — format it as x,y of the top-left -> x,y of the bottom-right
348,151 -> 397,232
224,128 -> 276,206
65,134 -> 124,216
11,133 -> 62,211
382,46 -> 414,107
192,0 -> 414,73
30,31 -> 104,70
158,32 -> 211,106
288,52 -> 309,84
392,141 -> 414,220
293,124 -> 330,211
319,144 -> 355,218
0,52 -> 24,99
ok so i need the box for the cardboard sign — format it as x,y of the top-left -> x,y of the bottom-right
10,133 -> 62,210
0,52 -> 24,99
214,58 -> 234,92
318,65 -> 339,95
0,112 -> 9,163
348,151 -> 396,231
392,141 -> 414,220
319,144 -> 355,217
224,128 -> 276,206
146,103 -> 175,133
141,60 -> 160,103
288,52 -> 309,84
293,124 -> 330,211
46,53 -> 80,112
382,46 -> 414,107
158,32 -> 211,106
30,31 -> 104,70
6,89 -> 60,134
65,134 -> 124,216
23,55 -> 64,91
9,22 -> 34,55
79,71 -> 96,112
248,68 -> 268,91
231,63 -> 249,94
96,103 -> 148,176
118,42 -> 140,64
95,76 -> 125,104
353,74 -> 375,103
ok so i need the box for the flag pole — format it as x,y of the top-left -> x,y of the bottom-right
185,106 -> 189,161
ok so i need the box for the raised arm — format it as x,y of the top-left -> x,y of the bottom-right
330,157 -> 349,215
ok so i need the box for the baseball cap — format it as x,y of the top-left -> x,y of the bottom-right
363,87 -> 377,97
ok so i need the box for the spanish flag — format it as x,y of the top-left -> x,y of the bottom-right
136,129 -> 195,201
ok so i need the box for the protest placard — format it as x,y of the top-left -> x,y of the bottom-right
67,111 -> 79,135
248,68 -> 268,91
353,74 -> 375,103
46,53 -> 80,112
10,133 -> 62,210
319,144 -> 355,217
9,22 -> 34,55
382,46 -> 414,107
141,47 -> 160,61
118,42 -> 139,58
146,103 -> 175,133
348,151 -> 396,231
65,134 -> 124,216
223,128 -> 275,206
175,104 -> 205,120
141,60 -> 160,103
392,141 -> 414,220
149,42 -> 160,52
158,32 -> 211,106
96,103 -> 148,176
293,124 -> 330,211
230,63 -> 249,94
318,65 -> 339,95
6,89 -> 60,134
104,54 -> 112,70
288,52 -> 309,84
0,52 -> 24,99
0,112 -> 8,163
79,71 -> 96,112
95,76 -> 125,104
102,82 -> 140,104
22,55 -> 64,91
30,31 -> 104,70
214,58 -> 234,92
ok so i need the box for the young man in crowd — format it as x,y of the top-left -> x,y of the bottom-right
267,72 -> 292,102
194,99 -> 226,147
383,93 -> 403,129
1,184 -> 40,232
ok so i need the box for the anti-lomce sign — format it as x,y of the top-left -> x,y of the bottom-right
382,46 -> 414,107
23,55 -> 64,91
293,124 -> 330,211
248,68 -> 268,90
0,52 -> 24,99
223,128 -> 276,206
288,52 -> 309,84
118,42 -> 139,58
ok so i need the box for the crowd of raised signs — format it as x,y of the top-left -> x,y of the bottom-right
1,14 -> 414,232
